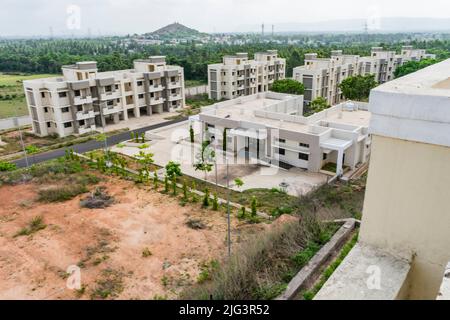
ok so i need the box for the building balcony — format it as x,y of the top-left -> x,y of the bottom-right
167,81 -> 181,89
237,74 -> 245,80
74,95 -> 93,105
76,110 -> 95,120
168,94 -> 182,101
100,92 -> 119,101
102,106 -> 123,115
149,84 -> 164,92
150,97 -> 165,105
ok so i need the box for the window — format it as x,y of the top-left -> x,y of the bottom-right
63,122 -> 72,128
79,120 -> 85,126
138,94 -> 144,99
275,148 -> 285,156
77,106 -> 82,112
299,142 -> 309,148
105,85 -> 112,92
149,80 -> 154,86
74,90 -> 81,97
47,122 -> 51,128
299,153 -> 309,161
323,153 -> 328,160
137,81 -> 143,86
43,107 -> 48,113
107,100 -> 114,106
41,92 -> 45,98
275,138 -> 286,144
172,101 -> 177,106
61,107 -> 69,113
115,84 -> 119,90
58,92 -> 67,98
150,93 -> 155,98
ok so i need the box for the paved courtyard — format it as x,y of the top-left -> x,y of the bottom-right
111,121 -> 328,197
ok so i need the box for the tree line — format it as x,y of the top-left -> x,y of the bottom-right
0,37 -> 448,81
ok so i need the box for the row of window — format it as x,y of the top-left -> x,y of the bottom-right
275,138 -> 310,149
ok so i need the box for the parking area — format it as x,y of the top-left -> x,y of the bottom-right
111,121 -> 328,197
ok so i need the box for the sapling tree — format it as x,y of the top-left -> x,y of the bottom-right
164,175 -> 169,193
202,188 -> 210,208
182,179 -> 188,201
189,124 -> 195,143
153,171 -> 159,189
172,175 -> 178,196
194,140 -> 215,180
191,181 -> 198,202
212,193 -> 219,211
165,161 -> 182,180
251,196 -> 258,217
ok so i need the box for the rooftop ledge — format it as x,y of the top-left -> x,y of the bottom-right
314,243 -> 411,300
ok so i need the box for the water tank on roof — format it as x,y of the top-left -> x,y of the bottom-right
343,101 -> 357,112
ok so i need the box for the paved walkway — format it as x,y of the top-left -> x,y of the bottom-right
12,118 -> 187,168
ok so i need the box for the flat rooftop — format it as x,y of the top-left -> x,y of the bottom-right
203,94 -> 370,135
372,58 -> 450,97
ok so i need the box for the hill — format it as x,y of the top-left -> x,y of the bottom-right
146,22 -> 207,38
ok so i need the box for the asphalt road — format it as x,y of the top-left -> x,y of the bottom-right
13,117 -> 187,168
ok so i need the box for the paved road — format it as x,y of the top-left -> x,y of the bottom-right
13,118 -> 187,168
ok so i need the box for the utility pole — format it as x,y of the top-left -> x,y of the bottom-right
226,156 -> 231,257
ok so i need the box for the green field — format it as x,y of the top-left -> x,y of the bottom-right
0,73 -> 59,119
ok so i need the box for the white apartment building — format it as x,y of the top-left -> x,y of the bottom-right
207,50 -> 286,101
293,46 -> 436,106
315,59 -> 450,300
23,56 -> 185,137
193,92 -> 371,176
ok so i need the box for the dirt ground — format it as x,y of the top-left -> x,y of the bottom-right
0,176 -> 278,300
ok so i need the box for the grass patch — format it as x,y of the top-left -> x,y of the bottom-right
14,216 -> 47,237
302,232 -> 359,300
180,214 -> 339,300
38,184 -> 88,202
90,268 -> 124,300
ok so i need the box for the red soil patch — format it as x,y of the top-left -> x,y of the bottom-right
0,177 -> 273,300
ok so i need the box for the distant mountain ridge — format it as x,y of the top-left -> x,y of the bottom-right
146,22 -> 207,38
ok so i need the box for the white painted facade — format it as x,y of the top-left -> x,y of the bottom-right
193,92 -> 371,175
208,50 -> 286,101
293,46 -> 436,106
23,57 -> 185,137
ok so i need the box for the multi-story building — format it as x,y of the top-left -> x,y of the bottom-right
23,56 -> 185,137
193,91 -> 371,175
293,50 -> 359,106
315,59 -> 450,300
293,46 -> 436,106
207,50 -> 285,101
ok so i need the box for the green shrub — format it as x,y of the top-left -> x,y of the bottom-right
164,175 -> 169,193
172,175 -> 178,196
251,196 -> 257,217
0,161 -> 16,172
212,193 -> 219,211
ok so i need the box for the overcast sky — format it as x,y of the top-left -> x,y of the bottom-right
1,0 -> 450,36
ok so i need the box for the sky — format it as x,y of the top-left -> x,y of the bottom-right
1,0 -> 450,36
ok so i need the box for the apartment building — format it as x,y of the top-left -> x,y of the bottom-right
293,46 -> 435,106
23,56 -> 185,137
193,92 -> 371,175
207,50 -> 286,101
293,50 -> 359,106
315,59 -> 450,300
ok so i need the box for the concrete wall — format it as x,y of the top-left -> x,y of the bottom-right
359,134 -> 450,299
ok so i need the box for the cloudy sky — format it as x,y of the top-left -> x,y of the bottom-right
1,0 -> 450,36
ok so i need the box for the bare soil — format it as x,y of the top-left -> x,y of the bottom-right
0,176 -> 272,300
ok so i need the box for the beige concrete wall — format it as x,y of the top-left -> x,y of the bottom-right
360,134 -> 450,299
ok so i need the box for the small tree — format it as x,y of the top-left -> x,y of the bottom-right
339,74 -> 377,101
135,132 -> 140,143
164,175 -> 169,193
239,206 -> 246,219
194,140 -> 215,180
130,132 -> 134,141
189,124 -> 195,143
153,171 -> 159,189
271,79 -> 305,95
234,178 -> 244,190
222,128 -> 228,152
141,133 -> 145,143
191,181 -> 198,202
306,97 -> 330,116
136,150 -> 155,181
182,179 -> 188,201
202,188 -> 210,208
212,193 -> 219,211
165,161 -> 182,180
251,196 -> 258,217
172,175 -> 178,196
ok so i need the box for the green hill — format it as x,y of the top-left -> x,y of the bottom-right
146,22 -> 207,38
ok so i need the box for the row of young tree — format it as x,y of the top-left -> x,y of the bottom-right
1,37 -> 448,81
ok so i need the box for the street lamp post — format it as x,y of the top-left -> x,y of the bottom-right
226,156 -> 231,257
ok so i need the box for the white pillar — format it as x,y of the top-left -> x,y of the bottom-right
336,148 -> 344,176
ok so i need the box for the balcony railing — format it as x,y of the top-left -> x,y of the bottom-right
76,110 -> 95,120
